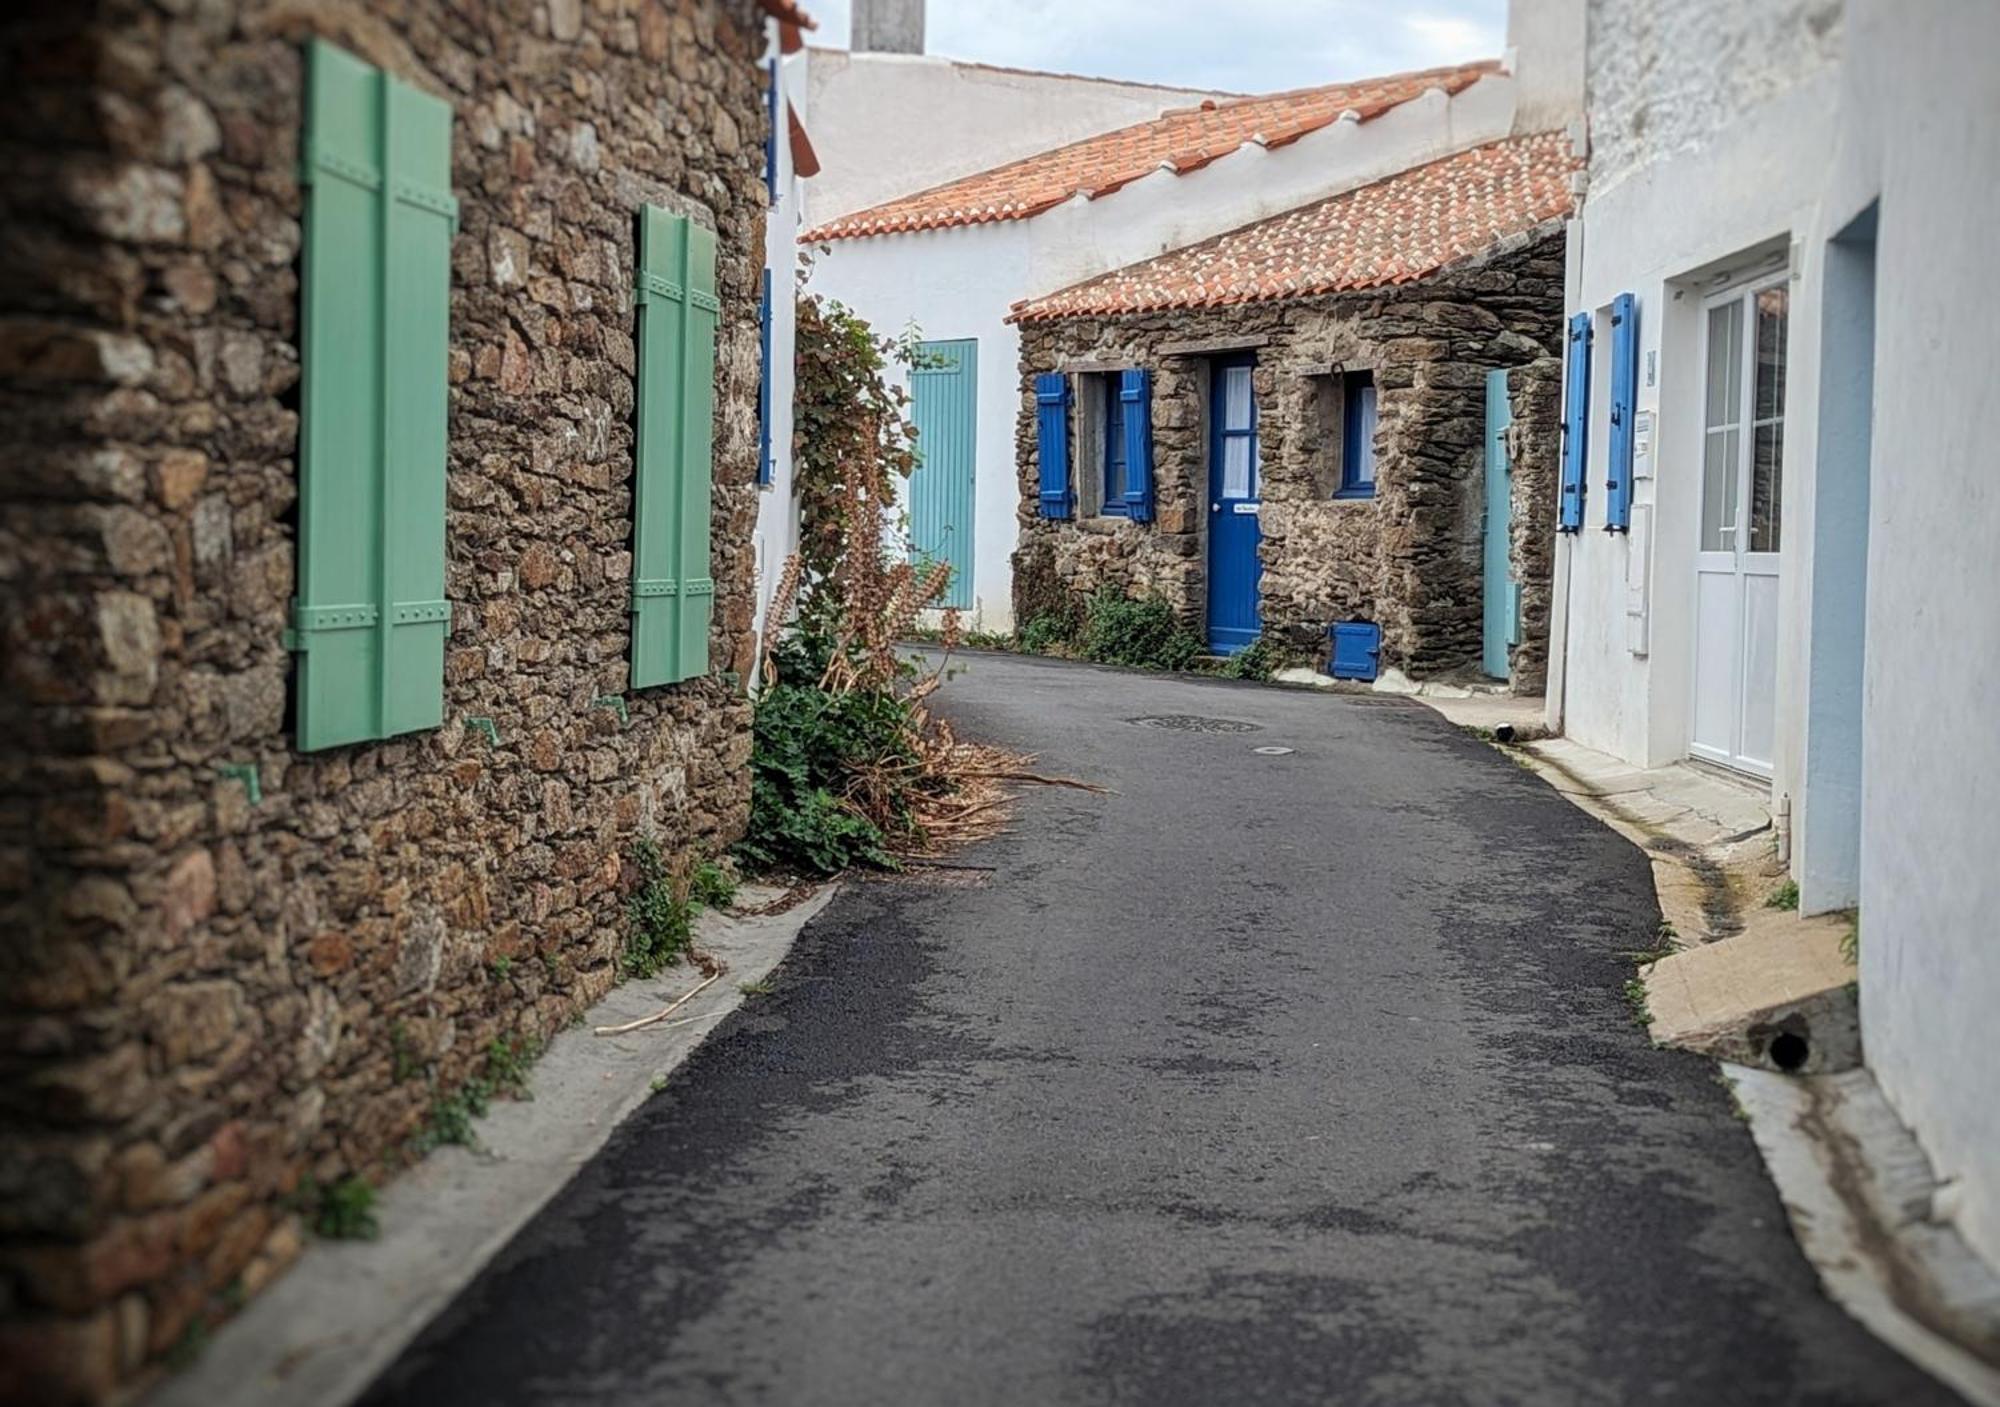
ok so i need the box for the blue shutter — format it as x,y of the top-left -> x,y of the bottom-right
1559,310 -> 1592,532
1329,621 -> 1381,681
1119,368 -> 1155,522
1604,292 -> 1637,531
1035,372 -> 1073,519
757,266 -> 774,487
764,60 -> 779,202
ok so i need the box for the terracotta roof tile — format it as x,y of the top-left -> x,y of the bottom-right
1009,131 -> 1577,323
801,59 -> 1497,242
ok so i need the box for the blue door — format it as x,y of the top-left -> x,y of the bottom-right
1483,369 -> 1514,678
909,339 -> 977,609
1206,355 -> 1261,653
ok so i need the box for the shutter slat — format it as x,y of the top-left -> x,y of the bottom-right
1120,368 -> 1155,522
293,39 -> 451,751
1035,373 -> 1072,519
1558,310 -> 1593,533
1605,292 -> 1637,532
631,207 -> 684,688
676,220 -> 719,683
379,70 -> 453,736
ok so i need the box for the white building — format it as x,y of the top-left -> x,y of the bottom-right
804,32 -> 1561,629
1546,0 -> 2000,1270
752,15 -> 819,646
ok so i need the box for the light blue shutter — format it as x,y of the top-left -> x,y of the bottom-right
1605,292 -> 1637,532
1035,373 -> 1072,519
1119,368 -> 1155,522
757,267 -> 774,487
1559,310 -> 1592,532
292,39 -> 454,752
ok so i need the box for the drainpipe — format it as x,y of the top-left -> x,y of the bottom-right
1548,195 -> 1585,737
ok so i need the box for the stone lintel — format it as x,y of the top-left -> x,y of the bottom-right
1157,334 -> 1271,357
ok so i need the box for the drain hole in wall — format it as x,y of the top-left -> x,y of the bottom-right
1769,1031 -> 1810,1072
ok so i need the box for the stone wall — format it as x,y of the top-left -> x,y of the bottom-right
0,2 -> 771,1400
1505,356 -> 1563,692
1012,228 -> 1567,680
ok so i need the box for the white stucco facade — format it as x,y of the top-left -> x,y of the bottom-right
807,68 -> 1542,631
1551,0 -> 2000,1269
803,48 -> 1228,224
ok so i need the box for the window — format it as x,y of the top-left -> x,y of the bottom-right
1101,374 -> 1128,515
1337,370 -> 1377,498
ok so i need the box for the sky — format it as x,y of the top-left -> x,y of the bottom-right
801,1 -> 1508,94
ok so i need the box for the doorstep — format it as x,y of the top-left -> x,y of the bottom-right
144,882 -> 836,1407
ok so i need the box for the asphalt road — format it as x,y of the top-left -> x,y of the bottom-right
360,652 -> 1953,1406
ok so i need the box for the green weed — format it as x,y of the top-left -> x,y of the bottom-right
1079,589 -> 1202,671
300,1175 -> 379,1241
738,978 -> 773,996
1017,611 -> 1078,655
1622,976 -> 1653,1027
1766,879 -> 1800,911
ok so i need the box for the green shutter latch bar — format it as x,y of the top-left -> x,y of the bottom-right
465,717 -> 499,746
217,763 -> 262,805
592,695 -> 629,727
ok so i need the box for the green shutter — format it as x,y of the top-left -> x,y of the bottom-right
292,40 -> 455,751
631,206 -> 718,688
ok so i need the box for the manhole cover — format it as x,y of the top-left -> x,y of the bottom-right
1126,714 -> 1261,734
1251,745 -> 1294,755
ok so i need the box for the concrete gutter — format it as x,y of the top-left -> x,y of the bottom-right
146,883 -> 836,1407
1727,1066 -> 2000,1405
1417,699 -> 2000,1400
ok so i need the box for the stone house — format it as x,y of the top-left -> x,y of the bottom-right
0,0 -> 809,1399
804,35 -> 1536,632
1010,133 -> 1574,688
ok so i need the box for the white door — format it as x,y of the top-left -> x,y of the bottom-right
1691,280 -> 1788,776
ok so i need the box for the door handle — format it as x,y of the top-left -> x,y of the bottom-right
1211,502 -> 1221,513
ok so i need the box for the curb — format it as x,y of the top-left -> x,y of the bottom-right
144,884 -> 837,1407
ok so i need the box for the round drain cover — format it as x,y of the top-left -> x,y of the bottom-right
1126,714 -> 1261,734
1251,745 -> 1294,756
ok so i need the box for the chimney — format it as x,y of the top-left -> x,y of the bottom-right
851,0 -> 924,54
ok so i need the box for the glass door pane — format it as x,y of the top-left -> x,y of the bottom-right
1748,284 -> 1788,553
1700,299 -> 1745,552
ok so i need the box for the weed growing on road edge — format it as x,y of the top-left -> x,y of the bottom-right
1840,913 -> 1861,967
408,1034 -> 546,1154
1766,879 -> 1800,911
1018,611 -> 1078,656
298,1175 -> 379,1241
1622,976 -> 1653,1026
738,978 -> 773,996
1214,636 -> 1306,681
625,838 -> 735,978
1078,589 -> 1202,671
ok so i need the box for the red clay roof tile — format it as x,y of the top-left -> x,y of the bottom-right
1009,131 -> 1576,323
801,59 -> 1497,242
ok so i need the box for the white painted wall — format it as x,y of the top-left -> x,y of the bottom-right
807,221 -> 1034,631
1554,0 -> 2000,1271
1825,0 -> 2000,1273
808,70 -> 1536,630
752,38 -> 806,649
804,49 -> 1227,224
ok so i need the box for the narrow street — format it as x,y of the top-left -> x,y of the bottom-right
359,653 -> 1949,1406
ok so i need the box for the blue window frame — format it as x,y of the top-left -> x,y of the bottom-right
1336,369 -> 1377,499
1102,374 -> 1128,515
